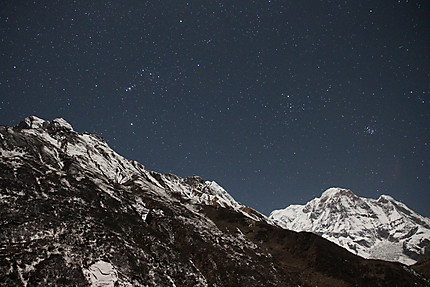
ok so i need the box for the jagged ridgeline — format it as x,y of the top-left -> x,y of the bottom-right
1,116 -> 429,286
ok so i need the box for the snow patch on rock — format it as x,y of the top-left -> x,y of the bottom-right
83,260 -> 118,287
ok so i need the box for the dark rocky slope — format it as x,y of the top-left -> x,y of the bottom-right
0,116 -> 429,286
413,259 -> 430,280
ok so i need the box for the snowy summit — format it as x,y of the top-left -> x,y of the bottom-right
270,187 -> 430,265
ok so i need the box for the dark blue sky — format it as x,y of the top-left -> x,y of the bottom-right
1,1 -> 429,216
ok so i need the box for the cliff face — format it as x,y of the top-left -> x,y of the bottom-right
270,187 -> 430,265
1,116 -> 429,286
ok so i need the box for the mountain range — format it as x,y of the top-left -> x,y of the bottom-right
270,188 -> 430,265
0,116 -> 429,286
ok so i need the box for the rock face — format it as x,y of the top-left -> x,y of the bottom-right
1,116 -> 429,286
270,187 -> 430,265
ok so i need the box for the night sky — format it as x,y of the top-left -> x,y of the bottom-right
1,1 -> 429,216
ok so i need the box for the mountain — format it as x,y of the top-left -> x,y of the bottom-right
1,116 -> 429,286
270,187 -> 430,265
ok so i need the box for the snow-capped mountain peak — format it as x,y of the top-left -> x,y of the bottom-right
17,115 -> 74,131
321,187 -> 353,198
6,116 -> 263,221
50,117 -> 74,131
270,188 -> 430,265
378,194 -> 395,201
19,115 -> 47,129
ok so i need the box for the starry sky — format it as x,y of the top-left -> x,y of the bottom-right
1,1 -> 429,216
